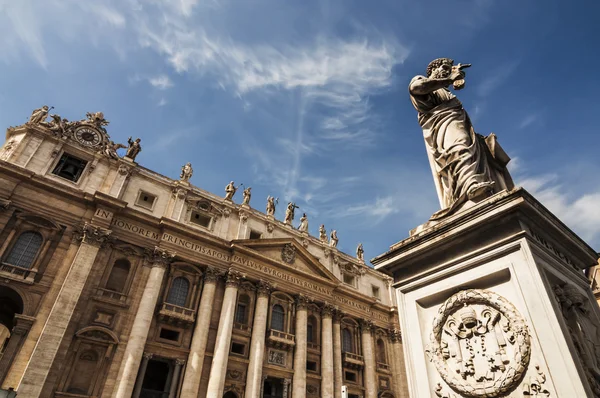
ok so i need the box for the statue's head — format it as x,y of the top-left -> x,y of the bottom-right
135,138 -> 141,143
426,58 -> 454,79
42,105 -> 49,111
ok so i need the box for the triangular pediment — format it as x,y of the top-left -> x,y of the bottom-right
232,238 -> 339,284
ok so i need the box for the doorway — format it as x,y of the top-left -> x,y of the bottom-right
263,377 -> 284,398
140,359 -> 170,398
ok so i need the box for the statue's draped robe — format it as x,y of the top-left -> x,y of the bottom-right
410,76 -> 511,218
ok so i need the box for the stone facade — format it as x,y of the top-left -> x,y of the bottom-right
0,111 -> 407,397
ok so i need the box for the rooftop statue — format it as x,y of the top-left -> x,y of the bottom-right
409,58 -> 514,219
266,196 -> 277,216
330,230 -> 339,248
356,243 -> 364,262
125,137 -> 142,161
242,187 -> 252,206
319,224 -> 328,243
180,162 -> 193,183
298,213 -> 308,232
284,202 -> 299,225
224,181 -> 238,201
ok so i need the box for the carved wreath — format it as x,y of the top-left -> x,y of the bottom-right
427,289 -> 531,397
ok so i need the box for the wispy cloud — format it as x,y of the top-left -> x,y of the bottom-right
149,75 -> 174,90
477,61 -> 519,97
518,113 -> 540,129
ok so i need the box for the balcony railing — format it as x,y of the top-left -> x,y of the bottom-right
267,329 -> 296,351
96,287 -> 128,304
343,351 -> 365,369
233,322 -> 251,333
377,362 -> 391,372
0,263 -> 36,283
158,302 -> 196,327
307,341 -> 321,351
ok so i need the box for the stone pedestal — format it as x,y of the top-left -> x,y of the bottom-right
373,189 -> 600,397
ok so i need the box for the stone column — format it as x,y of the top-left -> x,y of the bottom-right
332,310 -> 343,398
320,304 -> 335,398
292,295 -> 309,398
205,269 -> 243,397
360,320 -> 377,398
112,247 -> 175,398
180,267 -> 220,396
132,353 -> 152,398
168,359 -> 185,398
283,378 -> 291,398
244,280 -> 272,398
18,224 -> 111,397
0,314 -> 35,383
389,329 -> 408,398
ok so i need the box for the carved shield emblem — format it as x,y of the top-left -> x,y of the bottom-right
426,289 -> 531,397
281,243 -> 296,264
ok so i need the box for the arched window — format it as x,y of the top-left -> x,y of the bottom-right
5,231 -> 43,269
376,338 -> 387,363
307,315 -> 317,344
271,304 -> 285,331
105,259 -> 130,293
166,277 -> 189,307
342,328 -> 353,353
235,294 -> 250,324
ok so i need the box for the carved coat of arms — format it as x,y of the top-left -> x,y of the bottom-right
281,243 -> 296,264
426,289 -> 531,397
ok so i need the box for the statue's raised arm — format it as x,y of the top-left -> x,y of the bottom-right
409,58 -> 514,220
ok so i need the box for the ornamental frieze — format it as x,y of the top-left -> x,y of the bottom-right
426,289 -> 531,397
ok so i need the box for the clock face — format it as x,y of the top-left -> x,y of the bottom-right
74,127 -> 102,147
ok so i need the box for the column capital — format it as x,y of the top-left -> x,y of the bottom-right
145,246 -> 176,268
295,294 -> 311,310
256,280 -> 273,297
321,302 -> 336,318
76,223 -> 112,247
359,319 -> 374,334
175,358 -> 186,366
142,352 -> 153,360
203,266 -> 220,284
388,328 -> 402,343
333,308 -> 344,323
225,268 -> 244,288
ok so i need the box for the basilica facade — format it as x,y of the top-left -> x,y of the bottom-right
0,109 -> 408,398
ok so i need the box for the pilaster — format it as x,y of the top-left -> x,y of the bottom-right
245,280 -> 272,398
292,294 -> 310,398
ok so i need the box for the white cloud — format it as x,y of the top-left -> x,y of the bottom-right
477,61 -> 519,97
518,113 -> 540,129
149,75 -> 174,90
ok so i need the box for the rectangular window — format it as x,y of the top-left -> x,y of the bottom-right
159,328 -> 180,341
235,303 -> 247,324
135,191 -> 157,210
343,273 -> 355,286
306,360 -> 318,372
190,211 -> 211,228
52,153 -> 87,182
345,371 -> 357,382
372,285 -> 381,299
249,230 -> 262,239
231,342 -> 246,355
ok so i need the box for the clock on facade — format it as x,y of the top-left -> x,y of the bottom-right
74,127 -> 102,147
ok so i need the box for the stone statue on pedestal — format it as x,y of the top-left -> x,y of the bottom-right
319,225 -> 327,243
125,137 -> 142,161
242,187 -> 252,206
330,230 -> 338,248
298,213 -> 308,232
224,181 -> 238,201
356,243 -> 364,262
180,162 -> 193,182
409,58 -> 514,219
28,105 -> 51,125
284,202 -> 299,225
266,196 -> 277,216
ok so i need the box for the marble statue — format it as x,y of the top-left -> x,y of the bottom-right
125,137 -> 142,161
266,196 -> 277,216
284,202 -> 299,225
104,141 -> 127,159
319,224 -> 327,243
409,58 -> 514,219
242,187 -> 252,206
28,105 -> 51,125
298,213 -> 308,232
224,181 -> 238,201
356,243 -> 364,261
85,111 -> 109,128
330,230 -> 338,248
180,162 -> 193,182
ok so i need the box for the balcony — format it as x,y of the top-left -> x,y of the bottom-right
233,322 -> 252,334
267,329 -> 295,351
0,263 -> 36,284
158,302 -> 196,327
343,352 -> 364,369
377,362 -> 391,373
307,342 -> 321,351
95,288 -> 128,306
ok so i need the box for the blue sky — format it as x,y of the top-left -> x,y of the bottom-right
1,0 -> 599,263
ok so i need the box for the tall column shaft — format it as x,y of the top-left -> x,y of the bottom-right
292,295 -> 309,398
244,281 -> 272,398
18,224 -> 111,397
112,247 -> 174,398
361,322 -> 377,398
180,269 -> 219,396
320,305 -> 334,398
390,330 -> 409,398
132,353 -> 152,398
205,270 -> 243,397
168,359 -> 184,398
332,313 -> 343,398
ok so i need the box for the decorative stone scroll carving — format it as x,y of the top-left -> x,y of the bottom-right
359,319 -> 374,334
203,267 -> 220,283
268,349 -> 286,366
388,328 -> 402,343
426,289 -> 531,398
256,280 -> 273,297
553,283 -> 600,395
321,303 -> 336,318
281,243 -> 296,264
76,223 -> 112,247
522,364 -> 551,396
295,294 -> 311,310
145,246 -> 176,268
225,269 -> 244,287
